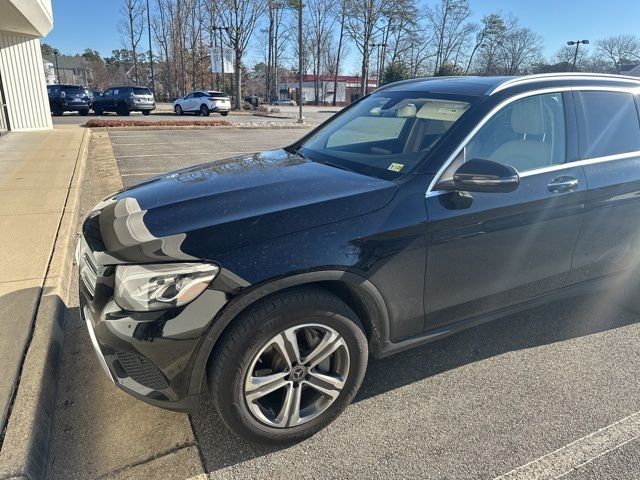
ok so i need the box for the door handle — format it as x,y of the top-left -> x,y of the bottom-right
547,176 -> 578,194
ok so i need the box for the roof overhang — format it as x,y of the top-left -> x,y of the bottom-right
0,0 -> 53,37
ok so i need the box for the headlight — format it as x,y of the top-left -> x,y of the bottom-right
114,263 -> 219,312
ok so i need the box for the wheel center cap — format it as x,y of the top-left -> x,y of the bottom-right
291,365 -> 306,381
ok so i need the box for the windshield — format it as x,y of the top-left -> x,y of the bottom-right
62,86 -> 85,95
299,92 -> 473,179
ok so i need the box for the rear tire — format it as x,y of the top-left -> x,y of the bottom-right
117,103 -> 130,116
79,109 -> 89,116
220,111 -> 229,117
200,104 -> 210,116
51,105 -> 63,116
207,287 -> 368,444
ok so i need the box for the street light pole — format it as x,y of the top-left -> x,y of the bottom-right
146,0 -> 155,97
566,39 -> 589,71
53,48 -> 60,84
369,43 -> 380,87
297,0 -> 303,123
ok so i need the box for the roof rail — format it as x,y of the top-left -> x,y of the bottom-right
490,72 -> 640,94
373,76 -> 463,93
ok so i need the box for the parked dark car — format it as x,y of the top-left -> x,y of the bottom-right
92,86 -> 155,116
78,73 -> 640,444
47,84 -> 91,116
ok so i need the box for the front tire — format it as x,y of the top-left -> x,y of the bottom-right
174,104 -> 183,115
141,110 -> 151,116
79,109 -> 89,116
207,287 -> 368,444
93,105 -> 103,115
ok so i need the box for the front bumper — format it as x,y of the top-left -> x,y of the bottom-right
77,238 -> 229,412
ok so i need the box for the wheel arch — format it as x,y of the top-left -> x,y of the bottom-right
188,270 -> 391,396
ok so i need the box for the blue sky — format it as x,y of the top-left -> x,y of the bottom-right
44,0 -> 640,69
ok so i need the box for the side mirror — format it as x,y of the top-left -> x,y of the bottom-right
450,158 -> 519,193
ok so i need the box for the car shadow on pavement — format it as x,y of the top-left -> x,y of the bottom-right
191,292 -> 639,472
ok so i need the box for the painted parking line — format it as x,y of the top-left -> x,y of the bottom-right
493,411 -> 640,479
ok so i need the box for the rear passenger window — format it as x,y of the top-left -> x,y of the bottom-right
579,91 -> 640,158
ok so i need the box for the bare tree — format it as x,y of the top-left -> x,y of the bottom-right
216,0 -> 265,108
331,1 -> 347,105
153,0 -> 174,97
306,0 -> 337,104
383,0 -> 422,69
554,44 -> 590,72
499,24 -> 543,75
263,0 -> 290,101
427,0 -> 474,75
120,0 -> 146,84
344,0 -> 386,96
465,13 -> 504,74
597,34 -> 640,73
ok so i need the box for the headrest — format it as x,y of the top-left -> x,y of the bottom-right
511,97 -> 545,135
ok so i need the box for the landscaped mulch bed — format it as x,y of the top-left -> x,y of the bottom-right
85,119 -> 232,127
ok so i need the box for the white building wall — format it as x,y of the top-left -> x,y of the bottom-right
0,32 -> 52,131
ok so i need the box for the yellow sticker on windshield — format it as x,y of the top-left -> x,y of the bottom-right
388,163 -> 404,172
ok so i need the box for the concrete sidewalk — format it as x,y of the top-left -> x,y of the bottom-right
0,125 -> 87,464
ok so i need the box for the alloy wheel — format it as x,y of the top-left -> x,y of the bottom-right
243,323 -> 350,428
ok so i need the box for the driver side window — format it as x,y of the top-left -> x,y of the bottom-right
465,93 -> 566,173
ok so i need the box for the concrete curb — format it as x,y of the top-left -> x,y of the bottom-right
0,128 -> 90,480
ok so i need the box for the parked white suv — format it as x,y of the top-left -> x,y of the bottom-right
173,91 -> 231,116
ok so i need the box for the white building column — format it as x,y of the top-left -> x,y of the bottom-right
0,32 -> 52,131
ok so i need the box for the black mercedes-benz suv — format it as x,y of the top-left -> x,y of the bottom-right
78,73 -> 640,444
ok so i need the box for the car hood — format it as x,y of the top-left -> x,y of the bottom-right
83,149 -> 398,264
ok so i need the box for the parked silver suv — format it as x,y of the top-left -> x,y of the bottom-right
92,86 -> 156,116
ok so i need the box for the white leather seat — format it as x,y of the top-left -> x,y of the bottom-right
490,98 -> 552,172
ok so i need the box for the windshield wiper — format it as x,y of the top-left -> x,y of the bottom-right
313,158 -> 352,172
285,145 -> 304,158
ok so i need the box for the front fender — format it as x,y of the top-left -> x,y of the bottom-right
187,270 -> 391,397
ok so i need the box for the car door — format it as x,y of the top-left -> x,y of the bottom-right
193,92 -> 206,110
101,89 -> 115,111
424,91 -> 586,330
570,89 -> 640,284
183,93 -> 196,111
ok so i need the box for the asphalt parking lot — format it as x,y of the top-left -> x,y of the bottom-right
50,104 -> 340,126
47,128 -> 640,479
110,128 -> 309,187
